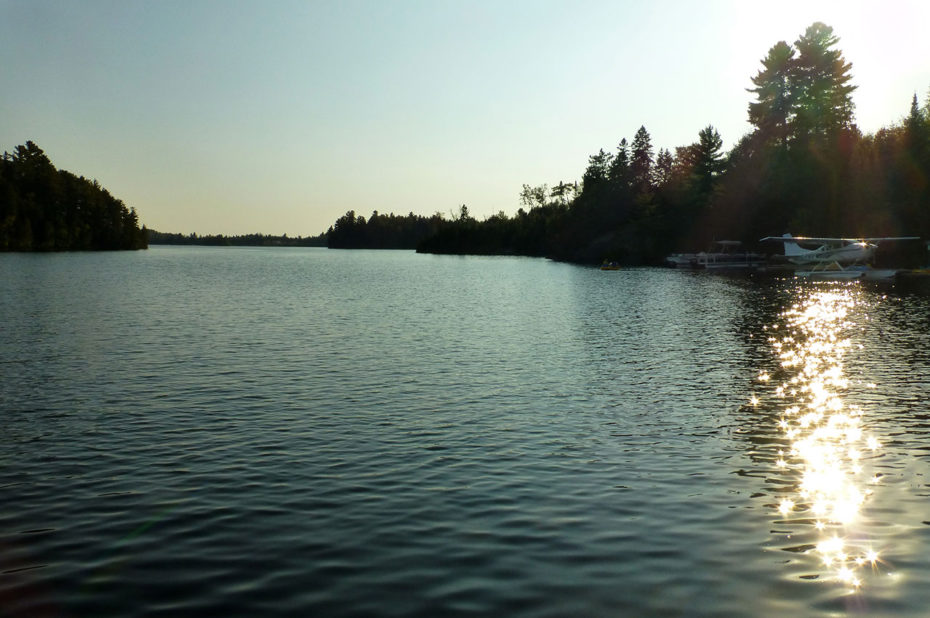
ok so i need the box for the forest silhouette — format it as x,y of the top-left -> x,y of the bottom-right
0,141 -> 147,251
327,23 -> 930,264
147,230 -> 326,247
8,23 -> 925,259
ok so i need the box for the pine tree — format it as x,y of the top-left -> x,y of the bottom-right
693,125 -> 726,194
608,138 -> 632,191
581,149 -> 613,191
792,22 -> 856,139
748,24 -> 856,145
631,126 -> 654,194
653,148 -> 673,187
748,41 -> 795,146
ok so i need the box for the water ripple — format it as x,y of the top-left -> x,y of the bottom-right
3,250 -> 930,615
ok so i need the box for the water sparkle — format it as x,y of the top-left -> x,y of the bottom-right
760,285 -> 886,590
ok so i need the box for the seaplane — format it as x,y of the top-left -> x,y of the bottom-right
761,233 -> 920,280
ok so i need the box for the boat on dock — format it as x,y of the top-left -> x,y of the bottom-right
665,241 -> 766,271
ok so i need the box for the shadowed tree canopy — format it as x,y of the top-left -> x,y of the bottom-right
653,148 -> 674,187
748,23 -> 856,146
693,125 -> 726,193
581,148 -> 613,194
630,126 -> 654,194
748,41 -> 795,146
0,141 -> 147,251
792,22 -> 857,138
147,230 -> 326,246
327,209 -> 446,249
325,22 -> 930,265
608,138 -> 632,194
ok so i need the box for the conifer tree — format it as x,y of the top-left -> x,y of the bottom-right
748,41 -> 795,146
608,138 -> 632,191
581,149 -> 613,192
693,126 -> 726,194
653,148 -> 673,187
791,22 -> 856,139
630,126 -> 654,194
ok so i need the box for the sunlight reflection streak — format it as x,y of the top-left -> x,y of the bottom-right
760,286 -> 884,590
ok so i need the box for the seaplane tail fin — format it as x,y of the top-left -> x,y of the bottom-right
780,234 -> 811,257
759,234 -> 818,257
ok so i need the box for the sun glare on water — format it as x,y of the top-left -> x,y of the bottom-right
758,286 -> 885,590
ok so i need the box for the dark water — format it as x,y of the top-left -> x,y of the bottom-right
3,246 -> 930,616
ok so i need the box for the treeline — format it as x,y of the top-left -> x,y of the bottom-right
327,23 -> 930,265
0,141 -> 147,251
326,210 -> 446,249
148,230 -> 326,247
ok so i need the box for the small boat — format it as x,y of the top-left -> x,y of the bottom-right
665,253 -> 699,268
600,261 -> 621,271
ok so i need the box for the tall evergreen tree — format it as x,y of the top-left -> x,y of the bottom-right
748,41 -> 795,146
693,125 -> 726,193
630,126 -> 654,194
653,148 -> 674,187
906,93 -> 925,135
748,25 -> 856,145
581,148 -> 613,195
608,138 -> 632,191
791,22 -> 857,139
901,92 -> 930,236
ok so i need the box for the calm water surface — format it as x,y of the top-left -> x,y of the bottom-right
3,246 -> 930,616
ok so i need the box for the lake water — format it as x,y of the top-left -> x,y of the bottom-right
3,246 -> 930,616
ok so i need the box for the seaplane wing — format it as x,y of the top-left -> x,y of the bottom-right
760,234 -> 920,243
760,234 -> 920,265
760,235 -> 839,243
856,237 -> 921,242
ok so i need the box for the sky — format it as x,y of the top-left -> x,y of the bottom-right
2,0 -> 929,236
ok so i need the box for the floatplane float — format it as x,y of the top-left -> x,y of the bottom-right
761,233 -> 920,281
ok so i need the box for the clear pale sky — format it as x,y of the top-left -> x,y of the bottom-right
2,0 -> 928,236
